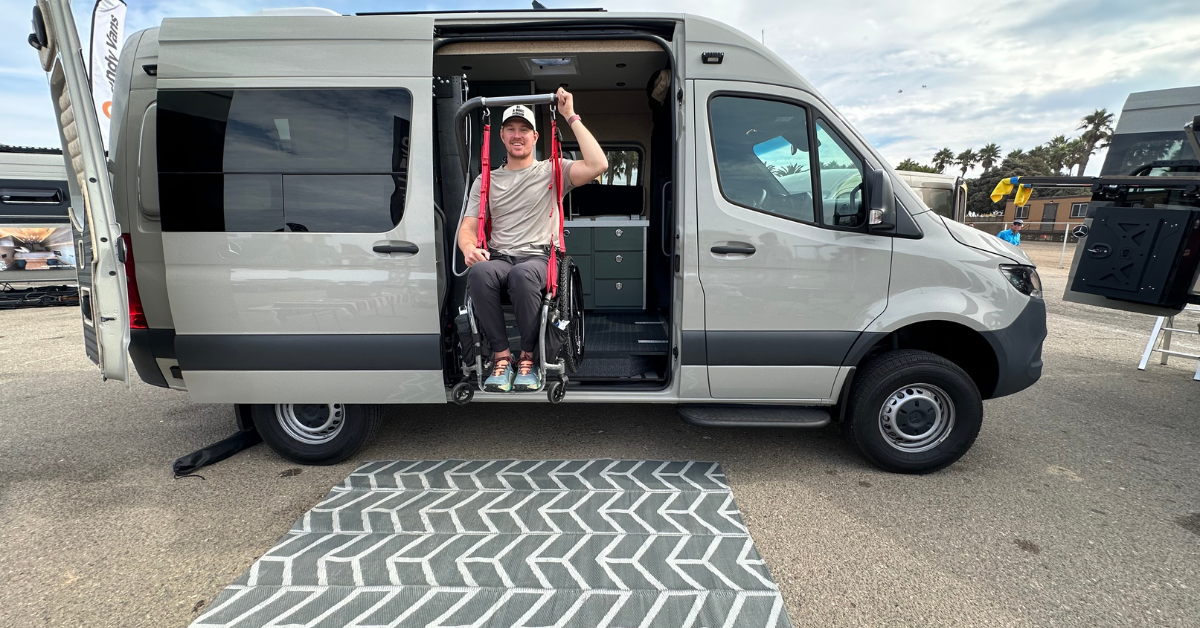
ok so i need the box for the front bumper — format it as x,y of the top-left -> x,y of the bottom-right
981,297 -> 1047,399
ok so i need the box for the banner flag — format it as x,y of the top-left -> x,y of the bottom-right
89,0 -> 127,150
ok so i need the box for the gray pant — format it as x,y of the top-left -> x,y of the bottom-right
468,254 -> 548,355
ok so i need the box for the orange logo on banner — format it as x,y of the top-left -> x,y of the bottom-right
102,101 -> 112,119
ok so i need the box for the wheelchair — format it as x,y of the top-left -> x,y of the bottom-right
452,250 -> 585,404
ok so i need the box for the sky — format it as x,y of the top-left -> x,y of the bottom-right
2,0 -> 1198,176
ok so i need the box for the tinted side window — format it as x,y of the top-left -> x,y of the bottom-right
158,89 -> 412,233
710,96 -> 815,223
815,120 -> 865,228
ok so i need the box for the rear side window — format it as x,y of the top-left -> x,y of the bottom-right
157,89 -> 412,233
709,96 -> 815,223
814,120 -> 866,229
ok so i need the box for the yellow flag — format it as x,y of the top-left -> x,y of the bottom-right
1014,183 -> 1033,207
990,176 -> 1018,203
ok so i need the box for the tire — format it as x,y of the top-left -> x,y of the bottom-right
842,350 -> 982,474
251,403 -> 380,465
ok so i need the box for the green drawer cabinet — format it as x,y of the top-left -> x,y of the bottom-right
594,251 -> 642,279
594,226 -> 643,251
594,279 -> 643,307
563,223 -> 646,309
562,227 -> 591,254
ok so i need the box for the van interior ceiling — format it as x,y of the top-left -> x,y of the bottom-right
433,39 -> 675,388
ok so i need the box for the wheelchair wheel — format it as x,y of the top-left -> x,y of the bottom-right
557,257 -> 585,373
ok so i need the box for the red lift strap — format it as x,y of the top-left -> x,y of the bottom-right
475,120 -> 492,249
546,113 -> 565,297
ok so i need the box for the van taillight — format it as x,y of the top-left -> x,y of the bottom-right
120,233 -> 148,329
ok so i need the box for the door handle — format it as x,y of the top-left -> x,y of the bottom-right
373,241 -> 419,254
711,244 -> 756,255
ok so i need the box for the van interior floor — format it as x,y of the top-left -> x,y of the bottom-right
503,312 -> 669,382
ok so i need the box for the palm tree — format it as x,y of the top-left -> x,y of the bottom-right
932,148 -> 955,173
605,151 -> 637,185
1076,108 -> 1115,175
1006,148 -> 1025,160
780,163 -> 807,176
955,149 -> 979,176
978,143 -> 1001,171
1064,137 -> 1087,176
1045,135 -> 1070,175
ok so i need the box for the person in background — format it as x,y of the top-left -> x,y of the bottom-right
997,219 -> 1023,246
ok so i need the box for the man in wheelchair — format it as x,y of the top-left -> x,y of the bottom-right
457,88 -> 608,392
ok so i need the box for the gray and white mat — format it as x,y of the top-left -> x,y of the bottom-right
192,460 -> 790,627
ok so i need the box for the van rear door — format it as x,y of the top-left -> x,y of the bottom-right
33,0 -> 130,382
154,15 -> 443,403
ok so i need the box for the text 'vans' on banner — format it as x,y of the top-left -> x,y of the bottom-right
88,0 -> 126,149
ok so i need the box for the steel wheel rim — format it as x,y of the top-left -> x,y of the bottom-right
276,403 -> 345,445
878,383 -> 955,453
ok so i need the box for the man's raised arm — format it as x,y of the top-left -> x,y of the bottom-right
557,87 -> 608,187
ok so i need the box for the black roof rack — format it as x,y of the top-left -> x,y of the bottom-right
1015,175 -> 1200,190
0,144 -> 62,155
358,8 -> 606,16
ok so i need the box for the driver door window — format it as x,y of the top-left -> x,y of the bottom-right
815,120 -> 866,228
709,96 -> 815,223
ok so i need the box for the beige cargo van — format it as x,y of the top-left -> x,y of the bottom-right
30,0 -> 1046,472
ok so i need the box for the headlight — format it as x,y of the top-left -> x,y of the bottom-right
1000,264 -> 1042,298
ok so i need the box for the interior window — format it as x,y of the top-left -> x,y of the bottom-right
709,96 -> 815,223
565,147 -> 641,186
157,89 -> 412,233
815,120 -> 866,228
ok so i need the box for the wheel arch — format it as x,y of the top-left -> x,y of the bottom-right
843,320 -> 1001,400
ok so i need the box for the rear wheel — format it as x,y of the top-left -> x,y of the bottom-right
843,350 -> 982,474
251,403 -> 380,465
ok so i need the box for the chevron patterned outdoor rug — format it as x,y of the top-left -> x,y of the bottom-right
192,460 -> 790,627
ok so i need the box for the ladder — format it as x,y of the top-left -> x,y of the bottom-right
1138,304 -> 1200,380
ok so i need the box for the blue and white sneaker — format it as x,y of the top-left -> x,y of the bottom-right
513,358 -> 542,391
483,358 -> 515,393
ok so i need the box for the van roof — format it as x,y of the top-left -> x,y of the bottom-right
1114,85 -> 1200,135
148,11 -> 817,94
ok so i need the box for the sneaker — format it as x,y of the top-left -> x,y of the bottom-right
483,357 -> 515,393
513,358 -> 542,391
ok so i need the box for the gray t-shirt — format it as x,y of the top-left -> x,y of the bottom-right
466,159 -> 576,257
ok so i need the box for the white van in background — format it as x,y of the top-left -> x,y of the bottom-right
0,147 -> 76,286
895,170 -> 967,222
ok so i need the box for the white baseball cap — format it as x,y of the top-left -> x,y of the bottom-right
501,104 -> 536,130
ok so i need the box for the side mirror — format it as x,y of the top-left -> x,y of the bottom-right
867,168 -> 895,229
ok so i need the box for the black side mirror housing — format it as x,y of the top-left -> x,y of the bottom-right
867,168 -> 895,230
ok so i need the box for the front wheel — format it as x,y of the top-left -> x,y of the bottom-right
843,350 -> 983,474
251,403 -> 380,465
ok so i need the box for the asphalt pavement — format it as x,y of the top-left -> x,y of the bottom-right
1,241 -> 1198,627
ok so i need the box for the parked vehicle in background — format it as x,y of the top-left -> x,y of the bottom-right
895,170 -> 967,222
1101,85 -> 1199,176
1045,85 -> 1200,315
0,146 -> 77,290
30,0 -> 1047,473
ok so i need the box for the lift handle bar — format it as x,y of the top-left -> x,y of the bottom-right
454,93 -> 558,175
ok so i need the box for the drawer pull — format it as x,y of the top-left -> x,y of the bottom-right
615,282 -> 623,290
615,228 -> 623,237
615,254 -> 623,263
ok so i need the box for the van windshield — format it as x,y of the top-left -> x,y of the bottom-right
922,188 -> 954,219
1101,131 -> 1197,176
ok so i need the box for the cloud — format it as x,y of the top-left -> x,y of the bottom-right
3,0 -> 1197,177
